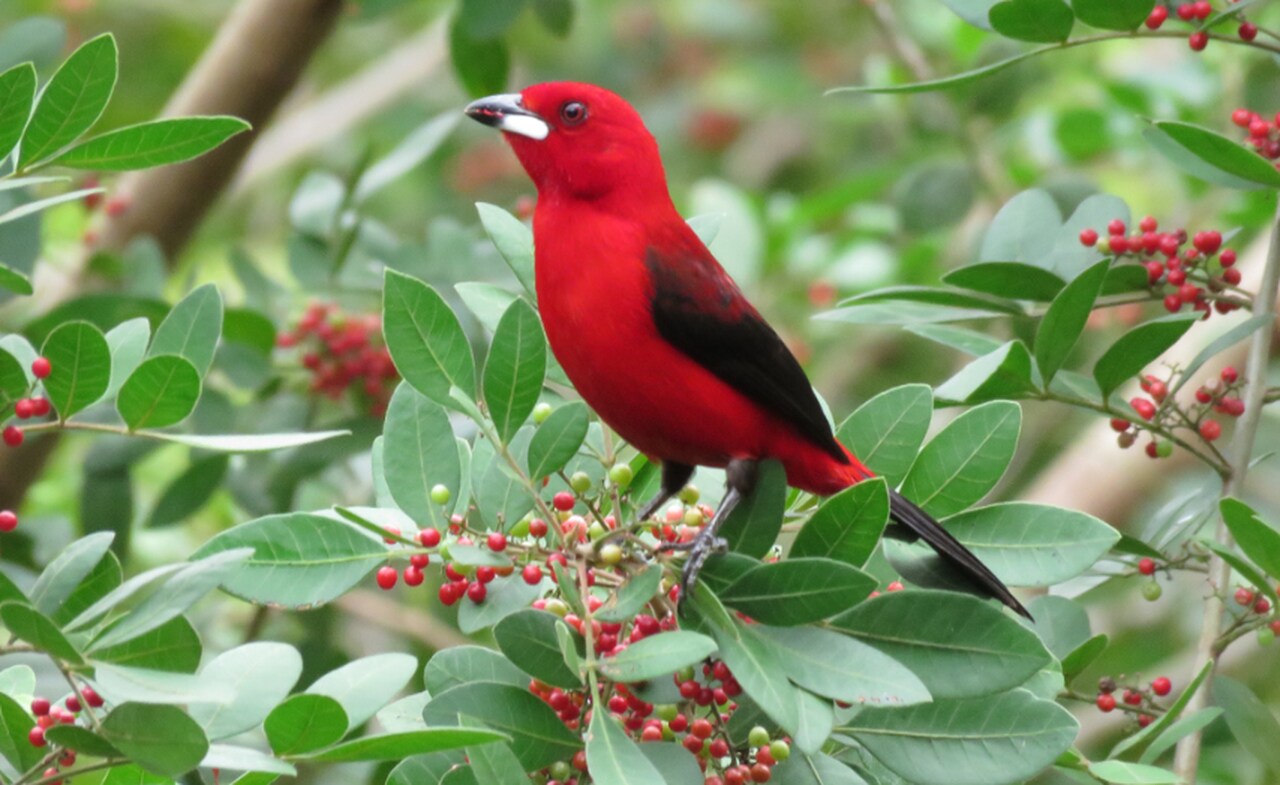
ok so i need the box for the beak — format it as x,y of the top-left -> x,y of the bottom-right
464,94 -> 549,141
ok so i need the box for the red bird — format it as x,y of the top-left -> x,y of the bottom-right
466,83 -> 1027,618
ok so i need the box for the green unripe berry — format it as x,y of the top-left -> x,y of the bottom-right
533,402 -> 553,425
437,543 -> 451,561
609,463 -> 633,488
430,484 -> 451,505
570,471 -> 592,493
544,598 -> 569,617
510,517 -> 531,537
675,666 -> 696,683
1096,237 -> 1112,255
678,485 -> 700,505
747,726 -> 770,748
656,704 -> 678,721
1156,441 -> 1174,459
600,543 -> 623,565
1258,627 -> 1275,647
589,521 -> 607,541
549,761 -> 571,780
684,508 -> 705,527
769,740 -> 791,762
1142,581 -> 1163,601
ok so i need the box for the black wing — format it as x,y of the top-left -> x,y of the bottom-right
645,244 -> 847,464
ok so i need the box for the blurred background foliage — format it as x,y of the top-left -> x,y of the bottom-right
1,1 -> 1279,782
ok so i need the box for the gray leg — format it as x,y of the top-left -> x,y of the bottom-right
636,461 -> 695,522
676,458 -> 758,610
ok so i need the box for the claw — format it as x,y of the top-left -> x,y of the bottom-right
676,532 -> 729,612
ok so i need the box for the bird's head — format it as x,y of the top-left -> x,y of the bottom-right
465,82 -> 668,203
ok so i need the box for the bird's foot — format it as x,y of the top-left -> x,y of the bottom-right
672,529 -> 729,613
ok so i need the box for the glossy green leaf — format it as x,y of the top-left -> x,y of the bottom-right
1220,497 -> 1280,580
384,383 -> 460,529
90,615 -> 202,672
189,643 -> 303,740
30,531 -> 114,617
149,283 -> 223,376
719,558 -> 875,625
422,682 -> 581,770
101,764 -> 179,785
145,429 -> 350,452
942,502 -> 1119,586
191,513 -> 385,608
980,188 -> 1061,266
310,728 -> 508,762
101,702 -> 210,778
91,663 -> 222,705
900,401 -> 1021,518
1094,314 -> 1198,397
830,590 -> 1052,699
383,269 -> 477,408
103,317 -> 151,399
1138,707 -> 1223,765
844,688 -> 1077,785
828,44 -> 1057,95
941,262 -> 1065,301
147,455 -> 228,528
494,609 -> 583,688
50,116 -> 249,170
457,573 -> 542,633
585,709 -> 665,785
1216,675 -> 1280,774
0,262 -> 30,298
265,694 -> 349,756
1025,595 -> 1090,661
1072,0 -> 1154,30
40,320 -> 111,419
754,625 -> 930,706
307,652 -> 417,732
476,203 -> 536,300
386,751 -> 468,785
599,631 -> 718,683
423,645 -> 529,695
933,340 -> 1036,405
465,736 -> 527,783
789,479 -> 888,568
596,565 -> 663,623
202,744 -> 296,776
0,349 -> 25,413
719,459 -> 787,559
117,354 -> 201,430
0,601 -> 83,664
836,286 -> 1023,316
483,299 -> 546,443
1088,761 -> 1180,784
770,751 -> 869,785
45,724 -> 122,758
0,692 -> 41,772
1145,121 -> 1280,190
19,33 -> 117,168
988,0 -> 1073,42
527,401 -> 589,479
837,384 -> 932,487
1060,634 -> 1108,681
0,64 -> 36,162
1036,260 -> 1110,382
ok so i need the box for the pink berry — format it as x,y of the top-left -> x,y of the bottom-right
28,727 -> 45,747
1079,228 -> 1099,246
522,564 -> 542,585
418,528 -> 441,547
1221,366 -> 1238,384
553,492 -> 575,511
487,532 -> 508,552
1130,397 -> 1157,421
30,357 -> 51,379
1199,420 -> 1222,441
1235,587 -> 1256,606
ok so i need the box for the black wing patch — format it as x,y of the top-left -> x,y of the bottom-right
645,246 -> 847,464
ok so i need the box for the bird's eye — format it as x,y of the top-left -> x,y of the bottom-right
560,101 -> 588,126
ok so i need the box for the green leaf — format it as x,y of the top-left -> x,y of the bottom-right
933,340 -> 1036,405
1172,315 -> 1271,396
457,573 -> 543,633
941,502 -> 1119,586
941,262 -> 1066,301
527,401 -> 590,479
585,709 -> 665,785
202,744 -> 297,776
1138,707 -> 1223,765
719,459 -> 787,559
356,113 -> 459,200
384,269 -> 477,408
599,631 -> 718,683
449,15 -> 509,99
899,401 -> 1021,518
458,0 -> 528,37
0,664 -> 36,704
0,186 -> 103,225
149,283 -> 223,376
30,531 -> 114,617
101,702 -> 210,779
191,512 -> 386,608
830,590 -> 1052,699
1036,260 -> 1110,382
424,645 -> 529,695
1220,497 -> 1280,580
771,751 -> 869,785
0,349 -> 28,413
44,724 -> 122,758
844,688 -> 1077,785
311,728 -> 508,762
188,643 -> 303,740
0,262 -> 31,296
384,383 -> 460,529
828,43 -> 1062,95
533,0 -> 574,36
754,625 -> 931,706
1025,595 -> 1090,660
789,479 -> 888,568
91,663 -> 222,705
101,764 -> 179,785
1211,676 -> 1280,775
719,558 -> 875,625
0,692 -> 42,772
307,652 -> 417,732
837,286 -> 1024,316
117,354 -> 201,430
386,751 -> 468,785
40,320 -> 111,419
144,429 -> 350,452
0,64 -> 36,161
18,33 -> 117,168
0,601 -> 83,663
988,0 -> 1073,42
1060,633 -> 1108,681
1088,761 -> 1180,784
596,565 -> 663,623
104,317 -> 151,399
1145,120 -> 1280,190
265,694 -> 349,756
1094,314 -> 1198,397
637,742 -> 703,785
494,609 -> 583,688
90,615 -> 202,672
979,188 -> 1061,266
422,682 -> 581,770
484,299 -> 546,442
1073,0 -> 1154,29
476,203 -> 536,300
465,736 -> 528,783
837,384 -> 932,487
148,455 -> 228,528
49,116 -> 250,170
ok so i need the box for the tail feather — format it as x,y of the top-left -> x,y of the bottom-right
887,489 -> 1031,620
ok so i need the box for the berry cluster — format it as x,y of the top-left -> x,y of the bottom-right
1095,675 -> 1172,728
1137,556 -> 1165,601
276,303 -> 398,416
3,356 -> 54,450
1232,107 -> 1280,163
1109,366 -> 1244,459
1079,216 -> 1244,320
1232,586 -> 1273,616
26,686 -> 106,784
1144,2 -> 1259,51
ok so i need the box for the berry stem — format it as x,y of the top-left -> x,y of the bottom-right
1175,197 -> 1280,782
1059,689 -> 1165,717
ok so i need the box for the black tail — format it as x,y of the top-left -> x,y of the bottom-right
887,490 -> 1031,619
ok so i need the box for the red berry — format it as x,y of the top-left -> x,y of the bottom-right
31,398 -> 49,416
1195,387 -> 1213,404
438,582 -> 459,605
0,510 -> 16,533
683,734 -> 704,754
476,566 -> 496,584
1177,3 -> 1195,19
640,725 -> 663,742
487,532 -> 508,552
710,738 -> 730,758
726,769 -> 747,785
1146,5 -> 1169,27
1139,216 -> 1157,233
553,491 -> 576,511
1163,294 -> 1182,312
1233,109 -> 1255,128
1235,587 -> 1256,606
756,746 -> 775,766
1110,235 -> 1129,254
1220,249 -> 1237,267
28,726 -> 45,747
30,698 -> 49,716
1255,597 -> 1271,614
1080,228 -> 1099,246
1189,31 -> 1208,50
81,686 -> 102,708
31,357 -> 51,379
1221,366 -> 1238,384
750,763 -> 772,783
1167,269 -> 1186,286
1130,397 -> 1157,421
1145,441 -> 1159,459
1240,22 -> 1259,41
1199,420 -> 1222,441
1179,283 -> 1201,303
529,518 -> 549,537
418,528 -> 441,547
1147,380 -> 1167,402
1107,219 -> 1126,236
1250,118 -> 1271,138
3,426 -> 23,447
1138,558 -> 1157,576
13,399 -> 34,419
1145,261 -> 1165,284
1151,676 -> 1172,696
1138,714 -> 1154,728
1223,267 -> 1242,285
410,553 -> 430,569
691,718 -> 714,739
1194,230 -> 1222,254
1192,0 -> 1211,18
467,581 -> 487,603
1221,397 -> 1245,417
1123,690 -> 1143,706
383,526 -> 401,544
375,565 -> 397,590
522,564 -> 543,585
403,565 -> 425,586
